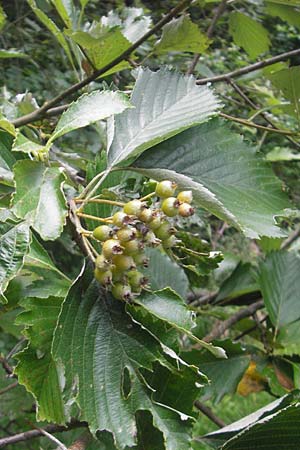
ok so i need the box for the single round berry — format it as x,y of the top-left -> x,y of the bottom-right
95,254 -> 111,271
112,254 -> 136,272
117,227 -> 137,242
123,199 -> 144,216
93,225 -> 113,242
161,197 -> 179,217
155,222 -> 175,240
144,230 -> 161,247
128,270 -> 148,292
133,253 -> 149,268
102,239 -> 123,259
111,283 -> 132,301
138,207 -> 153,223
162,235 -> 179,249
178,202 -> 195,217
94,268 -> 113,286
155,180 -> 177,198
123,239 -> 144,255
148,213 -> 163,230
177,190 -> 193,204
112,211 -> 131,227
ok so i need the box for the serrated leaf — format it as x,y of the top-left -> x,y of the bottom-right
229,12 -> 270,58
132,289 -> 226,359
12,160 -> 67,240
12,130 -> 45,154
49,90 -> 132,142
0,113 -> 15,135
204,391 -> 300,450
67,26 -> 131,75
144,248 -> 189,298
15,296 -> 66,423
259,250 -> 300,331
131,118 -> 289,238
0,222 -> 31,301
216,262 -> 259,302
102,7 -> 152,43
266,147 -> 300,161
107,67 -> 220,168
155,15 -> 209,55
52,265 -> 196,449
269,67 -> 300,124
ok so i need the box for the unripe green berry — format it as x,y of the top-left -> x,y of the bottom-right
111,282 -> 132,301
155,222 -> 176,240
102,239 -> 123,258
178,202 -> 195,217
112,254 -> 136,272
144,230 -> 161,247
155,180 -> 177,198
123,239 -> 144,255
123,199 -> 144,216
133,253 -> 149,268
138,207 -> 153,223
93,225 -> 113,241
161,197 -> 179,217
94,268 -> 113,286
113,211 -> 131,227
128,270 -> 148,291
149,213 -> 163,230
177,190 -> 193,204
95,254 -> 111,271
162,235 -> 179,249
117,227 -> 137,242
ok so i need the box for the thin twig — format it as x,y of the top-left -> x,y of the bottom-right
12,0 -> 192,128
35,427 -> 67,450
0,421 -> 87,448
220,112 -> 298,136
203,299 -> 264,342
0,381 -> 18,396
229,79 -> 300,149
197,48 -> 300,85
187,0 -> 228,75
0,356 -> 14,377
281,225 -> 300,250
194,401 -> 226,427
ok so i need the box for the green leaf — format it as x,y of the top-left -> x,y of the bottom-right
185,341 -> 250,403
0,130 -> 15,186
265,2 -> 300,28
269,67 -> 300,124
12,160 -> 67,241
15,296 -> 66,423
265,0 -> 300,5
28,0 -> 74,66
67,26 -> 131,75
0,49 -> 28,58
229,12 -> 271,58
133,289 -> 226,359
50,0 -> 75,28
144,248 -> 189,298
266,147 -> 300,161
12,130 -> 45,154
107,67 -> 220,168
0,113 -> 15,135
155,15 -> 209,54
0,222 -> 31,300
0,4 -> 6,31
259,250 -> 300,331
216,262 -> 259,302
131,118 -> 289,238
49,90 -> 132,143
102,7 -> 152,43
203,392 -> 300,447
52,265 -> 196,449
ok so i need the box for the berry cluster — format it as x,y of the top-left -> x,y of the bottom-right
91,180 -> 195,301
